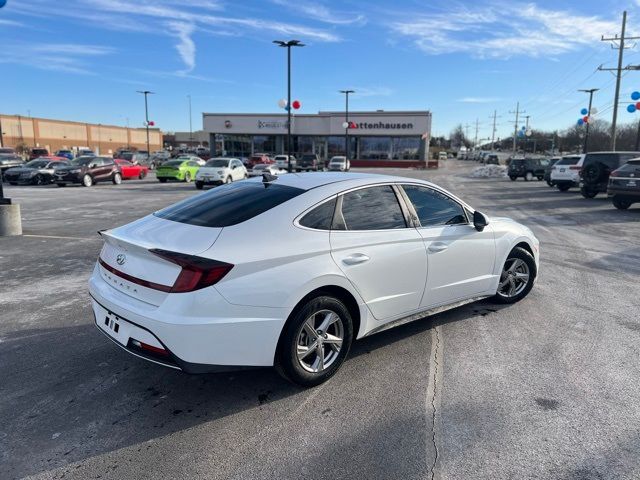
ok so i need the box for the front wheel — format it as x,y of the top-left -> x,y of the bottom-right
557,184 -> 571,192
158,178 -> 167,183
225,176 -> 231,184
613,197 -> 631,210
82,174 -> 93,187
33,174 -> 45,185
56,183 -> 66,188
184,172 -> 192,183
525,172 -> 533,182
580,186 -> 598,198
195,181 -> 204,190
509,176 -> 517,181
493,247 -> 537,304
112,173 -> 122,185
138,171 -> 147,180
537,176 -> 543,181
275,295 -> 353,387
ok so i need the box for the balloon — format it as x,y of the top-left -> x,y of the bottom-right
292,100 -> 301,110
0,1 -> 6,8
632,91 -> 640,101
635,102 -> 640,110
590,107 -> 598,115
578,119 -> 584,126
277,98 -> 287,109
521,126 -> 526,130
583,115 -> 589,123
581,108 -> 588,115
525,129 -> 532,137
627,104 -> 637,113
342,121 -> 349,129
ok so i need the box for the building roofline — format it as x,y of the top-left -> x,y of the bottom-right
203,110 -> 431,117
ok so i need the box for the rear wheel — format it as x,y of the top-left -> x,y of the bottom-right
580,186 -> 598,198
138,171 -> 147,180
557,184 -> 571,192
546,180 -> 553,187
158,178 -> 167,183
82,174 -> 93,187
525,172 -> 534,182
33,174 -> 45,185
537,176 -> 543,181
184,172 -> 192,183
275,295 -> 353,387
225,176 -> 231,184
56,183 -> 66,188
112,173 -> 122,185
613,197 -> 631,210
493,247 -> 536,304
509,176 -> 517,181
195,181 -> 203,190
9,182 -> 17,185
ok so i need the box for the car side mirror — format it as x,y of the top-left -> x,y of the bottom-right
473,211 -> 489,232
89,163 -> 97,168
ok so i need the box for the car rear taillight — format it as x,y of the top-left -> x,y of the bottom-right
131,339 -> 169,356
150,249 -> 233,293
569,165 -> 581,170
609,170 -> 620,178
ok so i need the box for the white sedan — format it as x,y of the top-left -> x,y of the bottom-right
194,157 -> 247,189
248,163 -> 287,177
89,173 -> 539,386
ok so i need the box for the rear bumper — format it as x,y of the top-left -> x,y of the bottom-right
607,187 -> 640,198
88,264 -> 287,370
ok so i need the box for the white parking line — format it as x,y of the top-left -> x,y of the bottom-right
22,234 -> 95,241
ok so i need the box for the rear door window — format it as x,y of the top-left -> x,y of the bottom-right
155,181 -> 305,227
402,185 -> 468,227
338,186 -> 406,230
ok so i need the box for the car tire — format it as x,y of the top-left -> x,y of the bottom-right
195,181 -> 204,190
82,174 -> 93,187
613,197 -> 632,210
546,180 -> 553,186
580,186 -> 598,198
33,174 -> 45,186
9,182 -> 18,185
225,176 -> 231,184
184,172 -> 192,183
56,183 -> 66,188
138,171 -> 147,180
537,176 -> 543,181
275,295 -> 353,387
509,176 -> 517,181
525,172 -> 533,182
557,184 -> 571,192
492,247 -> 537,304
112,173 -> 122,185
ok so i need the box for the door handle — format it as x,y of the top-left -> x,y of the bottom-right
428,242 -> 448,253
342,253 -> 370,265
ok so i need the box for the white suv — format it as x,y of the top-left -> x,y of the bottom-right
550,154 -> 584,191
274,155 -> 296,170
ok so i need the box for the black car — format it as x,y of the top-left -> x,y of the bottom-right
544,157 -> 562,186
508,157 -> 549,181
3,158 -> 68,185
0,154 -> 25,179
54,156 -> 122,187
298,153 -> 320,172
579,151 -> 640,198
607,159 -> 640,209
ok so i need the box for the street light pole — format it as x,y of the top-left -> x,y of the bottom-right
579,88 -> 599,154
137,90 -> 154,154
273,40 -> 305,172
340,90 -> 354,162
188,94 -> 193,146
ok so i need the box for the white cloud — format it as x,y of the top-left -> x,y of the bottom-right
167,22 -> 196,73
270,0 -> 366,26
389,2 -> 621,58
0,19 -> 23,26
352,86 -> 395,97
0,42 -> 114,74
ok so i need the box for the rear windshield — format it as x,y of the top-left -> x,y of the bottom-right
154,181 -> 305,227
510,159 -> 524,166
556,157 -> 581,165
617,161 -> 640,172
205,159 -> 229,167
32,149 -> 48,154
162,160 -> 183,167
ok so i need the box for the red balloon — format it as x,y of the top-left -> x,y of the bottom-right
583,116 -> 589,123
292,100 -> 301,110
635,102 -> 640,110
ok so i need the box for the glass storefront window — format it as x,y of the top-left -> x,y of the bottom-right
392,137 -> 421,160
359,137 -> 391,160
294,136 -> 314,156
328,136 -> 355,158
252,135 -> 277,155
220,135 -> 251,158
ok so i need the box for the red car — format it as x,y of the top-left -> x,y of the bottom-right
245,153 -> 274,169
115,159 -> 149,180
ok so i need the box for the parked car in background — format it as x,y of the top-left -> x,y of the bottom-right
607,158 -> 640,209
484,154 -> 500,165
247,163 -> 286,177
0,154 -> 25,179
245,153 -> 273,170
4,157 -> 68,185
55,149 -> 75,160
155,158 -> 201,183
55,156 -> 122,187
29,147 -> 49,160
438,151 -> 448,161
274,154 -> 296,170
298,153 -> 320,172
544,157 -> 562,186
195,158 -> 247,189
150,150 -> 171,167
174,154 -> 205,167
115,159 -> 149,180
579,151 -> 640,198
328,156 -> 350,172
508,157 -> 548,181
78,148 -> 95,157
0,147 -> 17,156
550,154 -> 583,191
195,147 -> 211,160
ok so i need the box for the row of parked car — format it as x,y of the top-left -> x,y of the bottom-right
507,151 -> 640,210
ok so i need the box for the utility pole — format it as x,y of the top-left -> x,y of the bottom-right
339,90 -> 354,162
473,118 -> 480,151
464,123 -> 471,148
578,88 -> 599,153
600,11 -> 640,150
509,102 -> 526,154
187,94 -> 193,146
489,110 -> 499,151
137,90 -> 154,154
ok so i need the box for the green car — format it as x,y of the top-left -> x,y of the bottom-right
156,158 -> 201,183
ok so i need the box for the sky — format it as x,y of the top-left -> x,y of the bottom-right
1,0 -> 640,142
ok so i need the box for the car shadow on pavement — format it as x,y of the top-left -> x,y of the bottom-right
0,299 -> 507,479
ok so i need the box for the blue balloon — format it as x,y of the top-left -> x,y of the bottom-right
632,91 -> 640,101
577,118 -> 584,126
0,0 -> 7,8
581,108 -> 588,115
627,104 -> 637,113
521,126 -> 526,130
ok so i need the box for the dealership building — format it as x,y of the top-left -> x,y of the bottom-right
203,110 -> 432,167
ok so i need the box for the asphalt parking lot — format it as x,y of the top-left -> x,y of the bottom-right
1,160 -> 639,480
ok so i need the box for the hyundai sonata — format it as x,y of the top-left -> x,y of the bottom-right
89,172 -> 539,386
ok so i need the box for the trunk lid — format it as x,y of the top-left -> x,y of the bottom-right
98,214 -> 222,305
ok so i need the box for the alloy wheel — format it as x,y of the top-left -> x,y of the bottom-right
497,258 -> 530,298
296,309 -> 344,373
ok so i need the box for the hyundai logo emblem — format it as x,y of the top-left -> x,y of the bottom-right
116,254 -> 126,266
